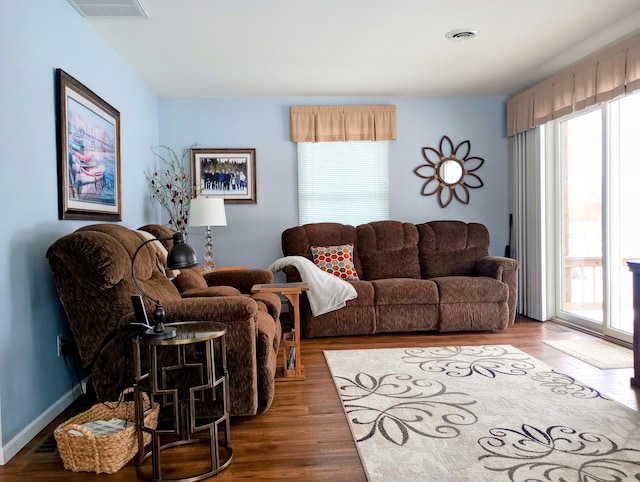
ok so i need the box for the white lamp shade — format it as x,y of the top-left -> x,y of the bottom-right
188,197 -> 227,227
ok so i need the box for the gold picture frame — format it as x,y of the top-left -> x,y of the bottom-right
55,69 -> 122,220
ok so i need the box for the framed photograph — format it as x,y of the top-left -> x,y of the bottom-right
55,69 -> 121,220
191,148 -> 257,204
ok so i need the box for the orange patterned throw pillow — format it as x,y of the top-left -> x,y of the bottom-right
310,243 -> 359,281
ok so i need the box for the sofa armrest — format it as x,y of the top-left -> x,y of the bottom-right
249,292 -> 282,321
475,256 -> 519,324
159,296 -> 258,323
283,265 -> 302,283
180,286 -> 242,298
475,256 -> 519,280
203,269 -> 274,294
127,296 -> 261,415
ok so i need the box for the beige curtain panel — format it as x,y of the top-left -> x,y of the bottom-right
507,31 -> 640,137
290,105 -> 397,142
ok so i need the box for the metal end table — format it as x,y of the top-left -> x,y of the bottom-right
132,321 -> 232,482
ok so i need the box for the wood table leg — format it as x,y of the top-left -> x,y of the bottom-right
282,291 -> 304,381
251,282 -> 309,382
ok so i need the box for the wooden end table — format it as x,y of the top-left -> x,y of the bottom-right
251,282 -> 309,381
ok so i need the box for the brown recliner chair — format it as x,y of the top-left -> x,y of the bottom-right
46,223 -> 281,416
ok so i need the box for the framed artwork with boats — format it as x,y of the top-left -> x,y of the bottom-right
55,69 -> 121,220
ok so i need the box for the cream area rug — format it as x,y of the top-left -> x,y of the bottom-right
542,338 -> 634,369
324,345 -> 640,481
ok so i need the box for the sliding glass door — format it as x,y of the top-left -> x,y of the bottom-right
607,93 -> 640,340
554,92 -> 640,343
558,110 -> 603,327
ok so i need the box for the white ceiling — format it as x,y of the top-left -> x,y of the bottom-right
81,0 -> 640,98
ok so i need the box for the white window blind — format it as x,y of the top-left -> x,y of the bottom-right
297,140 -> 389,225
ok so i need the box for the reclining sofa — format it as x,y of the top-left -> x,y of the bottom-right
281,220 -> 519,338
47,223 -> 281,416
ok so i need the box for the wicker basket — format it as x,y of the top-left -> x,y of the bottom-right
54,389 -> 159,474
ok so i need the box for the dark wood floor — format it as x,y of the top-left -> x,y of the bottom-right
1,317 -> 638,481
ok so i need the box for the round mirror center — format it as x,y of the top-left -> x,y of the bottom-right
439,159 -> 463,184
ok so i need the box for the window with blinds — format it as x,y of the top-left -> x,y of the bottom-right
297,140 -> 389,225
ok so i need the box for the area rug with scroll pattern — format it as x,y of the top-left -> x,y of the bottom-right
324,345 -> 640,481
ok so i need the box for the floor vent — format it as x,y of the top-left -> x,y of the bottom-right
31,433 -> 58,455
66,0 -> 149,18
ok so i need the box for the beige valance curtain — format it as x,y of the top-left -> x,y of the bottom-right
507,31 -> 640,137
290,105 -> 397,142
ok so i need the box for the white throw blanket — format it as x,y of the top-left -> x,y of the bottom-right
268,256 -> 358,316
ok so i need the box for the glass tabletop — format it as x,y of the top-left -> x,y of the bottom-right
133,321 -> 227,345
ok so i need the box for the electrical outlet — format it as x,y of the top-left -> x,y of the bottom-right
57,334 -> 72,357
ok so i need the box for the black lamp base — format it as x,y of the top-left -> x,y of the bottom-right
141,326 -> 177,340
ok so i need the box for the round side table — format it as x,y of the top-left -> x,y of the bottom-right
132,321 -> 232,482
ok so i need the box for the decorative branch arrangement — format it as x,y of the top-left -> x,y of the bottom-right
413,135 -> 484,208
146,144 -> 197,232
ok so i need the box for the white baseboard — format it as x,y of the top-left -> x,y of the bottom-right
0,378 -> 88,465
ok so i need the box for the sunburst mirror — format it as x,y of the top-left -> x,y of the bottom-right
413,135 -> 484,208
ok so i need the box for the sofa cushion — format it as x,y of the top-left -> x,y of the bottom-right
371,278 -> 439,305
138,224 -> 176,250
432,276 -> 508,303
301,279 -> 374,311
50,230 -> 129,291
134,229 -> 184,279
359,246 -> 421,280
301,280 -> 376,337
439,303 -> 510,332
372,277 -> 439,334
281,222 -> 362,276
310,243 -> 359,280
357,221 -> 421,280
417,221 -> 489,278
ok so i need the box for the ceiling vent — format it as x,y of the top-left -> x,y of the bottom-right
66,0 -> 149,18
445,29 -> 479,41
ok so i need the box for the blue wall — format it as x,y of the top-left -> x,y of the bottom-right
0,0 -> 159,459
159,96 -> 510,271
1,0 -> 509,463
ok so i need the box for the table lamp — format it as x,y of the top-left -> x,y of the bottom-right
188,197 -> 227,272
131,232 -> 198,339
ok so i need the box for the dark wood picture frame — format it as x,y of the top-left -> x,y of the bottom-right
190,148 -> 257,204
55,68 -> 122,220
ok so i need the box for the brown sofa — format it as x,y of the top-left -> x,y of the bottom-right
281,220 -> 519,338
46,223 -> 282,416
